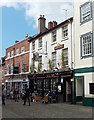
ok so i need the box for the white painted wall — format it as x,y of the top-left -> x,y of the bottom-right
73,0 -> 94,69
29,21 -> 73,72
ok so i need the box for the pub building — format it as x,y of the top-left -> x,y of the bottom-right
28,16 -> 74,103
28,69 -> 73,103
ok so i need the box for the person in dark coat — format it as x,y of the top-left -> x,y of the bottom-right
2,85 -> 6,105
14,87 -> 19,102
23,85 -> 30,106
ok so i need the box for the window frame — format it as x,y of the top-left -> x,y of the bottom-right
16,48 -> 19,55
38,37 -> 42,48
52,30 -> 57,43
52,52 -> 56,68
80,32 -> 93,58
80,1 -> 92,24
63,48 -> 68,66
21,46 -> 25,53
62,24 -> 68,39
32,41 -> 35,50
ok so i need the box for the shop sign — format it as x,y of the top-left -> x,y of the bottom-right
54,43 -> 64,50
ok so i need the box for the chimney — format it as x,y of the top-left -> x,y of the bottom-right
38,15 -> 46,33
48,21 -> 53,29
53,21 -> 57,27
25,34 -> 29,38
15,40 -> 19,43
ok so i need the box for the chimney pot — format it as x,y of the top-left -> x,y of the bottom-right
26,34 -> 29,38
53,21 -> 57,27
38,15 -> 46,33
48,21 -> 53,29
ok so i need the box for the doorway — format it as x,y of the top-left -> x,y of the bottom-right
76,78 -> 83,104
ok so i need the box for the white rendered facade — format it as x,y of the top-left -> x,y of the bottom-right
29,18 -> 73,73
73,0 -> 94,106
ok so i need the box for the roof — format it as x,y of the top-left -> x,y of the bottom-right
28,17 -> 73,42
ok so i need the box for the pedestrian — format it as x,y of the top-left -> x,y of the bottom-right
2,85 -> 6,105
23,85 -> 30,106
14,87 -> 19,102
47,91 -> 52,103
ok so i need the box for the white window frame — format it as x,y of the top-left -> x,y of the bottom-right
21,46 -> 25,53
62,25 -> 68,39
38,38 -> 42,48
32,41 -> 35,50
63,48 -> 68,66
52,52 -> 56,67
52,30 -> 56,43
7,52 -> 10,58
80,1 -> 92,24
11,50 -> 14,57
16,48 -> 19,55
81,32 -> 93,58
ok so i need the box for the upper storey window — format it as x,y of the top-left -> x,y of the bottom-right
62,25 -> 68,39
32,41 -> 35,50
80,2 -> 92,24
81,32 -> 93,58
7,52 -> 10,58
52,30 -> 56,43
21,46 -> 25,53
38,38 -> 42,48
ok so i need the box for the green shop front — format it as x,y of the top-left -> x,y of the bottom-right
74,67 -> 94,107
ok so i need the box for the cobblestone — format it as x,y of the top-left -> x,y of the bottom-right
2,99 -> 93,119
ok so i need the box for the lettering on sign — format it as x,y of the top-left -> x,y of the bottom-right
54,44 -> 64,50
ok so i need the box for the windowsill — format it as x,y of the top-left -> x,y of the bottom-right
61,37 -> 68,41
38,47 -> 42,50
32,50 -> 35,53
51,41 -> 57,45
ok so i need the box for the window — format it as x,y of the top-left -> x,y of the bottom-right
7,52 -> 10,58
80,2 -> 92,24
11,64 -> 13,74
32,41 -> 35,50
63,49 -> 68,65
44,80 -> 49,90
52,30 -> 56,42
21,46 -> 25,53
16,48 -> 19,55
62,25 -> 68,38
52,52 -> 56,67
89,83 -> 94,94
81,32 -> 93,58
38,38 -> 42,48
11,50 -> 14,57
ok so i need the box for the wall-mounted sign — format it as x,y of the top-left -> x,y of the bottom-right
54,43 -> 64,50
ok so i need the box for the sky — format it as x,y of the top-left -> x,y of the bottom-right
0,0 -> 73,58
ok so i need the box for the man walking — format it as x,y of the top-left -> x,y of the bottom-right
14,87 -> 19,102
23,85 -> 30,106
2,85 -> 6,105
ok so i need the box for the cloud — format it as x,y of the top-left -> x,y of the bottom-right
0,0 -> 73,28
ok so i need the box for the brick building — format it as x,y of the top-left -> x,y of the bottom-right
0,57 -> 6,84
5,37 -> 30,92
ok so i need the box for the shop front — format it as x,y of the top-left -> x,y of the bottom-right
28,70 -> 73,103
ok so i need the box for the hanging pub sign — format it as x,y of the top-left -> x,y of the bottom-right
54,43 -> 64,50
33,52 -> 39,61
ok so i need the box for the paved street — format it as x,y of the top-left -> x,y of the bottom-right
2,99 -> 93,119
